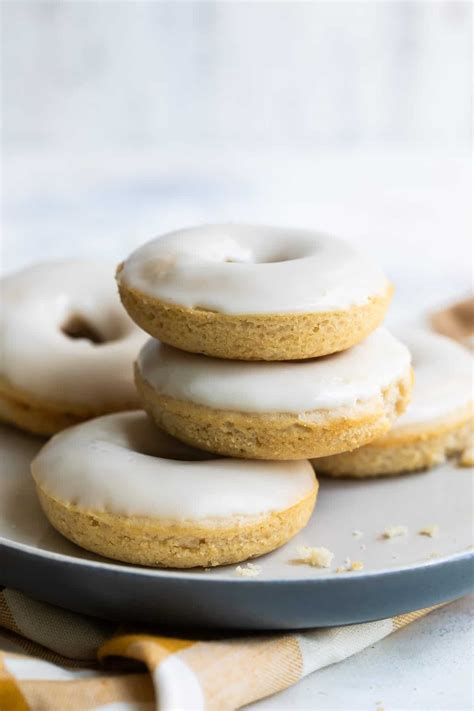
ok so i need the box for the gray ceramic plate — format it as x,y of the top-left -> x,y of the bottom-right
1,424 -> 472,630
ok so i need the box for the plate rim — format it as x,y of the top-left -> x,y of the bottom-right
1,531 -> 472,585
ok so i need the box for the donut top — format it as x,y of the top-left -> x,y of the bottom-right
137,327 -> 411,414
392,330 -> 473,429
31,412 -> 316,519
118,224 -> 390,314
0,261 -> 145,408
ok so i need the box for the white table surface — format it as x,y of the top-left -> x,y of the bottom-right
1,147 -> 472,710
249,596 -> 474,711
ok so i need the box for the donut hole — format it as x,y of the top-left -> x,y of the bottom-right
224,254 -> 297,264
124,415 -> 216,462
258,254 -> 301,264
224,244 -> 310,265
148,440 -> 215,463
61,310 -> 131,345
61,315 -> 105,344
134,441 -> 211,462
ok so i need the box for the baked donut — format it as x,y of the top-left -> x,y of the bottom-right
31,411 -> 318,568
117,224 -> 392,360
135,328 -> 413,460
312,330 -> 473,477
0,260 -> 145,435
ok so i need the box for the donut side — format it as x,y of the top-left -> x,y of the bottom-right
117,265 -> 393,361
35,484 -> 318,568
0,376 -> 139,436
135,365 -> 413,460
312,405 -> 473,478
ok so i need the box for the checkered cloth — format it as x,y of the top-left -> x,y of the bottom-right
0,588 -> 441,710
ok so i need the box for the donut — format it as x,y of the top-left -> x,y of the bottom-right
134,328 -> 413,460
312,330 -> 473,477
0,260 -> 145,435
116,224 -> 392,360
31,411 -> 318,568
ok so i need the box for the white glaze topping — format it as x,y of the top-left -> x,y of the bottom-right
392,330 -> 473,429
119,224 -> 390,314
31,411 -> 316,519
0,261 -> 145,408
137,328 -> 411,413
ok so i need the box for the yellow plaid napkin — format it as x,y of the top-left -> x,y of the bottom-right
0,587 -> 442,710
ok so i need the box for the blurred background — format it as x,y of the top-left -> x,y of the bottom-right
2,1 -> 472,317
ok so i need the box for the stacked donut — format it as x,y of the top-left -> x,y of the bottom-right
3,226 -> 471,570
72,223 -> 412,569
117,225 -> 411,462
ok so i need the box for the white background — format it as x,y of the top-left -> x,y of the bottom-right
1,3 -> 472,709
3,1 -> 471,149
2,1 -> 472,311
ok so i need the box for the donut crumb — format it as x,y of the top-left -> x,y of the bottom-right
296,545 -> 334,568
336,558 -> 364,573
352,529 -> 364,539
459,444 -> 474,467
235,563 -> 261,578
382,525 -> 408,539
419,524 -> 439,538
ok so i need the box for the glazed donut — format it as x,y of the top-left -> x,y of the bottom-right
117,224 -> 392,360
312,330 -> 474,477
31,411 -> 318,568
135,328 -> 413,460
0,260 -> 145,435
